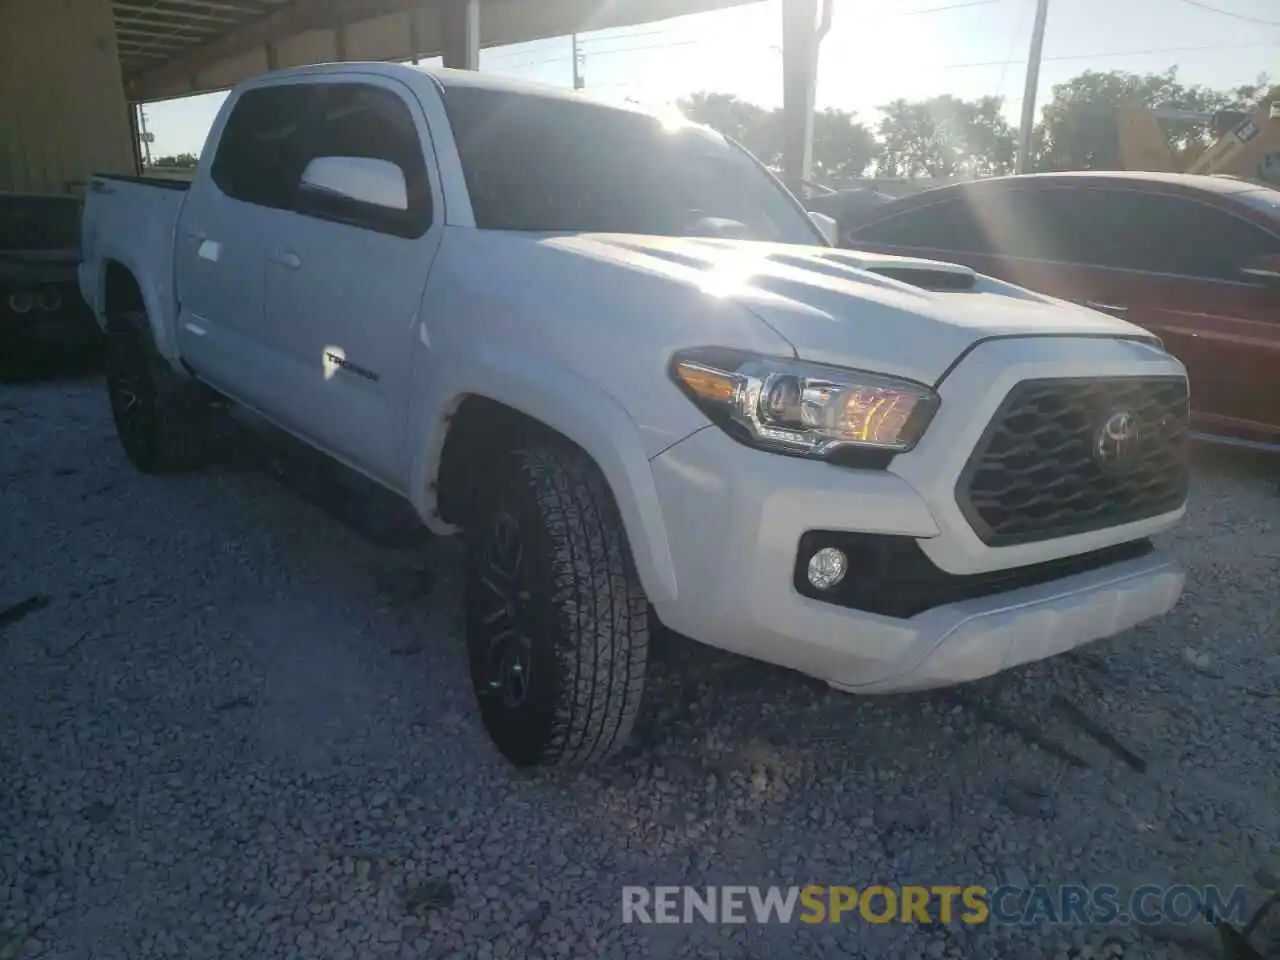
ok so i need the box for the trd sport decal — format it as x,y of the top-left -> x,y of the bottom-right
325,351 -> 380,382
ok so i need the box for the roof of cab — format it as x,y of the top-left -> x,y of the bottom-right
923,169 -> 1273,197
245,59 -> 649,112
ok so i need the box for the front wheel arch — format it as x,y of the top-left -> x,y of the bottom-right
424,379 -> 680,606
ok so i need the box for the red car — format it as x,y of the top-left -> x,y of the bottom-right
841,171 -> 1280,450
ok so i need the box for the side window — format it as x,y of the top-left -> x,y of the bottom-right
295,83 -> 433,238
850,198 -> 991,254
210,85 -> 318,210
1160,199 -> 1280,282
1042,188 -> 1280,281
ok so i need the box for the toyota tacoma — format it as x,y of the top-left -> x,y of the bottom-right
79,64 -> 1189,767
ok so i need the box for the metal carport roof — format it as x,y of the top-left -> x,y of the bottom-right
113,0 -> 765,102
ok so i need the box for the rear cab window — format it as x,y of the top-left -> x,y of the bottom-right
210,85 -> 318,210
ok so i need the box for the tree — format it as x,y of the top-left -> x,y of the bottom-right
677,92 -> 878,182
1032,68 -> 1272,172
151,152 -> 198,169
675,68 -> 1272,186
677,92 -> 780,167
811,108 -> 880,182
876,95 -> 1016,178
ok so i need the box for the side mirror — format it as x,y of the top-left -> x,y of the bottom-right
299,156 -> 408,211
809,211 -> 840,246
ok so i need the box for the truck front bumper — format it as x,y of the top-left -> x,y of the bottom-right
648,426 -> 1184,694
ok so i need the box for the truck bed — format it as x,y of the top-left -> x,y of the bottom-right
78,173 -> 191,336
92,173 -> 192,192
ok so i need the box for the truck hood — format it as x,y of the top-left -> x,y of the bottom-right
550,234 -> 1155,385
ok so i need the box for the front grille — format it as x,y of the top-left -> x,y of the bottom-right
793,531 -> 1153,619
958,377 -> 1189,547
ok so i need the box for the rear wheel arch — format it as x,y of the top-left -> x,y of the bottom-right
102,259 -> 145,324
99,257 -> 178,363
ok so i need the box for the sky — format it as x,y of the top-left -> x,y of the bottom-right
141,0 -> 1280,159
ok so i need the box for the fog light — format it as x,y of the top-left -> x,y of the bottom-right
807,546 -> 848,590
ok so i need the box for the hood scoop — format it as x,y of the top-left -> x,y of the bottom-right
818,250 -> 978,292
862,264 -> 976,291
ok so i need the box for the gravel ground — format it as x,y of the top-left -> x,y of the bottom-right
2,372 -> 1279,960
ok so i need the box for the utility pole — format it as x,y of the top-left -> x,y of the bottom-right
138,105 -> 153,166
1016,0 -> 1049,174
571,33 -> 585,90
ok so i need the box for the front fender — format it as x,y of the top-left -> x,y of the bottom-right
411,344 -> 683,605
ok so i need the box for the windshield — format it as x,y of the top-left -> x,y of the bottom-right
440,85 -> 822,245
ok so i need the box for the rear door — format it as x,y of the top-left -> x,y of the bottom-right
174,83 -> 319,407
257,76 -> 444,489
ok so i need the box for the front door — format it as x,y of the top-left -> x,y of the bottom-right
259,77 -> 445,489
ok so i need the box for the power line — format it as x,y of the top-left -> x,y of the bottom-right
488,0 -> 1003,70
488,7 -> 1276,88
900,0 -> 1003,14
483,38 -> 701,72
1170,0 -> 1280,27
939,38 -> 1279,70
994,0 -> 1033,96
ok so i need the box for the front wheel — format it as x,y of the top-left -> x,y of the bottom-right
464,446 -> 650,767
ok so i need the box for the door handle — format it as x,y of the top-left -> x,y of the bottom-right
1085,300 -> 1128,315
184,228 -> 207,241
269,251 -> 302,271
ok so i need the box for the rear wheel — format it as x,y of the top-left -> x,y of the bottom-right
464,446 -> 649,767
105,312 -> 220,474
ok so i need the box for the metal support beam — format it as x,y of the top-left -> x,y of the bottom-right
114,4 -> 244,26
440,0 -> 480,70
780,0 -> 829,195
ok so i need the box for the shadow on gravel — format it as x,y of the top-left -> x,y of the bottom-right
214,408 -> 432,551
1190,442 -> 1279,488
0,344 -> 103,384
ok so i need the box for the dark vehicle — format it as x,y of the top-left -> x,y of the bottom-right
841,171 -> 1280,450
0,192 -> 102,372
801,179 -> 896,234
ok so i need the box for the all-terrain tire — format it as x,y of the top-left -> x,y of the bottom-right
464,445 -> 649,767
104,311 -> 219,474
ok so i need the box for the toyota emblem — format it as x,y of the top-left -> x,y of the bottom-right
1094,410 -> 1141,469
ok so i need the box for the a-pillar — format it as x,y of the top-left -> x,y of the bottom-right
781,0 -> 830,195
440,0 -> 481,71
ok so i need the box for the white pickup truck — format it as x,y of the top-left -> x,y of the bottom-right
79,63 -> 1189,768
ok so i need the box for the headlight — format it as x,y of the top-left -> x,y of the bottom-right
670,348 -> 939,459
